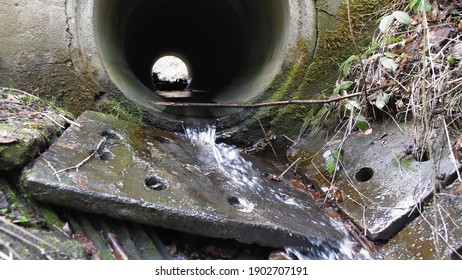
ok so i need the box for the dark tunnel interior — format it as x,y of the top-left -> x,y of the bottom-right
94,0 -> 289,119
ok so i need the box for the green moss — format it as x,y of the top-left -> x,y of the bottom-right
97,95 -> 145,124
263,0 -> 389,137
41,235 -> 85,259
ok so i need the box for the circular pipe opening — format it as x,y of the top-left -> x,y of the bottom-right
152,55 -> 190,92
355,167 -> 374,182
94,0 -> 290,119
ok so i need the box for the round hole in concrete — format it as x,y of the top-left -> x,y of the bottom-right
152,56 -> 190,91
227,196 -> 240,206
355,167 -> 374,182
451,247 -> 462,260
144,176 -> 167,191
227,196 -> 254,213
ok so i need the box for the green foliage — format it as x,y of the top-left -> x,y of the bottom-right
325,149 -> 343,175
102,96 -> 145,124
340,55 -> 360,77
376,93 -> 390,110
379,10 -> 411,33
408,0 -> 431,12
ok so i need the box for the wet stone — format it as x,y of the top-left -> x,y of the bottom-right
22,111 -> 348,249
382,182 -> 462,259
291,121 -> 455,240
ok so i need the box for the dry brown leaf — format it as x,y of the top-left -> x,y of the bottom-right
361,128 -> 373,136
451,182 -> 462,196
429,28 -> 451,46
459,20 -> 462,31
332,186 -> 344,202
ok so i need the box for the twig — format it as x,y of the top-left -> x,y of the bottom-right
280,157 -> 302,178
282,135 -> 295,143
59,114 -> 81,128
55,137 -> 107,174
150,92 -> 363,108
0,250 -> 11,260
0,87 -> 37,98
44,158 -> 61,182
0,218 -> 59,259
256,113 -> 278,159
42,113 -> 65,129
0,241 -> 21,260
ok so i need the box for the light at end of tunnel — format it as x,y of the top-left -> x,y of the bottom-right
152,55 -> 190,92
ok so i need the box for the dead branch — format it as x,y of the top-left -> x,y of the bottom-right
55,137 -> 107,175
256,113 -> 278,159
150,92 -> 363,108
42,113 -> 65,129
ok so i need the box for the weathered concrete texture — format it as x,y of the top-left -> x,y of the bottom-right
22,111 -> 347,248
0,0 -> 347,126
0,1 -> 101,115
291,120 -> 455,241
382,182 -> 462,260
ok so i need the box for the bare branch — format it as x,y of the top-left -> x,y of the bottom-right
150,93 -> 363,108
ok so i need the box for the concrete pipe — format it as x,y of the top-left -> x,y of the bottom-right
1,0 -> 342,125
93,0 -> 316,119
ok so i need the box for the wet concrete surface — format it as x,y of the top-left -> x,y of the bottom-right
290,120 -> 455,240
382,182 -> 462,259
22,111 -> 347,249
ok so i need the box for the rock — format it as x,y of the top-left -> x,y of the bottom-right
22,111 -> 348,249
291,121 -> 454,240
382,182 -> 462,259
0,91 -> 68,171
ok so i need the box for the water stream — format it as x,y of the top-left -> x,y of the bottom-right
184,124 -> 374,260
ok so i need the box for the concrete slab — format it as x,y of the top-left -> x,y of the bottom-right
291,121 -> 455,240
382,182 -> 462,259
22,111 -> 347,249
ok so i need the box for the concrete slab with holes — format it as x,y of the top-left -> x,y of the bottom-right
21,111 -> 348,249
381,181 -> 462,259
291,120 -> 455,241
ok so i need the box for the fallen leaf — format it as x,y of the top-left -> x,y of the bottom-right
459,20 -> 462,31
451,182 -> 462,196
332,186 -> 344,202
361,128 -> 373,136
0,135 -> 18,144
453,42 -> 462,60
380,56 -> 399,72
429,28 -> 451,46
375,92 -> 390,109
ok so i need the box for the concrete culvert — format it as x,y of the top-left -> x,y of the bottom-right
93,0 -> 316,120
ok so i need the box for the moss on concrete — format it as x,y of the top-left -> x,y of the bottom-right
17,63 -> 101,116
264,0 -> 388,137
0,125 -> 39,171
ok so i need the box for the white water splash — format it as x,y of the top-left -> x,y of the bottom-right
185,124 -> 261,192
185,124 -> 375,260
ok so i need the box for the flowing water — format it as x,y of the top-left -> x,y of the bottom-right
184,124 -> 374,260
